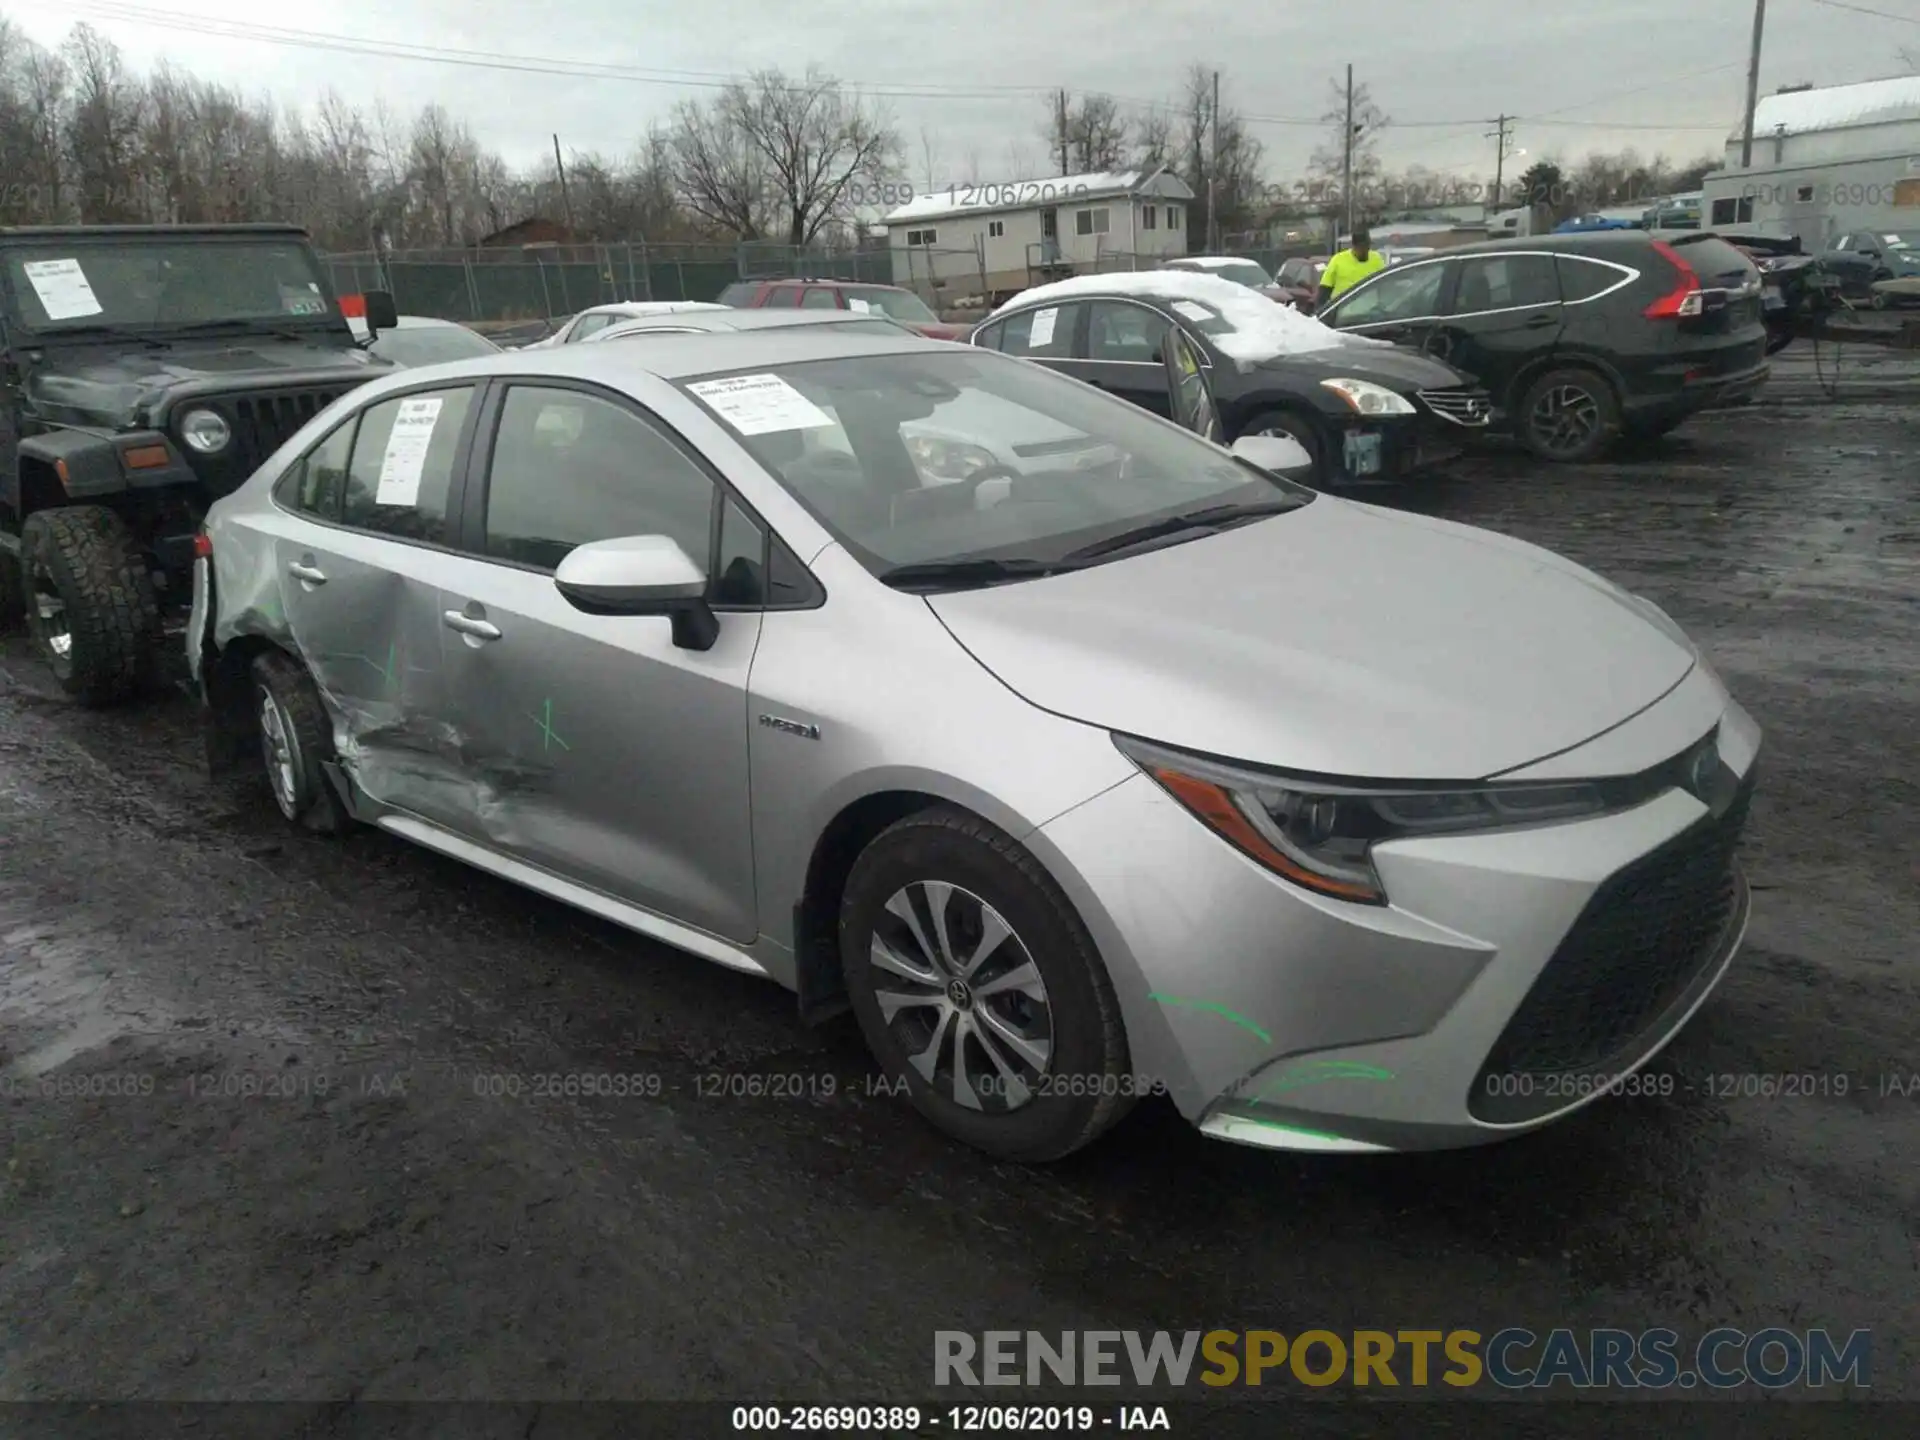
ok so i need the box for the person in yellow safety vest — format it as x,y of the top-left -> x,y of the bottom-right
1315,226 -> 1386,310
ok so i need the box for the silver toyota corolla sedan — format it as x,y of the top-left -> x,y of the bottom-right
189,327 -> 1759,1162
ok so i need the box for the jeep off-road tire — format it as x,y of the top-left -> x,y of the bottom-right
19,506 -> 161,706
841,806 -> 1135,1163
251,650 -> 349,834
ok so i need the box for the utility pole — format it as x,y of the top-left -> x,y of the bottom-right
1740,0 -> 1768,168
1208,68 -> 1222,251
1487,114 -> 1515,208
1057,90 -> 1070,176
1341,63 -> 1355,241
552,134 -> 575,232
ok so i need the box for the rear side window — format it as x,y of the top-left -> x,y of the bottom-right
716,283 -> 756,306
1451,254 -> 1559,313
276,417 -> 356,519
1556,255 -> 1625,302
340,386 -> 474,544
978,302 -> 1079,358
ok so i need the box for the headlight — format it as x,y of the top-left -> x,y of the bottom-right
1319,377 -> 1416,416
906,434 -> 999,482
1115,734 -> 1612,905
179,408 -> 231,454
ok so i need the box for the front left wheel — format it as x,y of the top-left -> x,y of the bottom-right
840,807 -> 1134,1162
19,506 -> 160,705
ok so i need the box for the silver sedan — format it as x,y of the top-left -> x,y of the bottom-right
190,327 -> 1759,1161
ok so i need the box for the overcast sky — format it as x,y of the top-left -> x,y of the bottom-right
20,0 -> 1920,191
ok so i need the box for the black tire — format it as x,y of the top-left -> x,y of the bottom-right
19,506 -> 160,705
250,650 -> 348,834
0,540 -> 22,630
840,806 -> 1133,1162
1516,367 -> 1621,464
1240,408 -> 1325,479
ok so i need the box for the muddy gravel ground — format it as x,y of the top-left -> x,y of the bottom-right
1,382 -> 1915,1433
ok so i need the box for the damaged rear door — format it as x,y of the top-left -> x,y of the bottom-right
427,379 -> 762,945
265,381 -> 481,824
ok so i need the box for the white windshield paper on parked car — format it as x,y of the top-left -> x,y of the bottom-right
1028,307 -> 1059,347
847,297 -> 871,312
1171,301 -> 1214,323
375,397 -> 444,506
687,374 -> 834,435
22,258 -> 104,320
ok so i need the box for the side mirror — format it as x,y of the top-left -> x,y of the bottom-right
1231,433 -> 1315,481
362,289 -> 399,336
553,535 -> 718,651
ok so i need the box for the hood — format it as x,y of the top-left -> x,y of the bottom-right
1256,342 -> 1469,390
24,334 -> 389,428
927,498 -> 1695,780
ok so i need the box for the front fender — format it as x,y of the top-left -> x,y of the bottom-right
18,427 -> 199,499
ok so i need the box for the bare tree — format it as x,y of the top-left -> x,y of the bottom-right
0,18 -> 69,223
1131,108 -> 1175,172
61,23 -> 143,221
1308,74 -> 1389,219
1169,66 -> 1265,242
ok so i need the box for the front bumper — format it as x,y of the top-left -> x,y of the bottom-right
1325,411 -> 1475,483
1029,667 -> 1761,1153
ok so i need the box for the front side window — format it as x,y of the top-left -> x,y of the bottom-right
482,385 -> 715,572
678,350 -> 1311,580
977,301 -> 1081,358
339,386 -> 475,544
1086,300 -> 1171,363
1324,262 -> 1447,326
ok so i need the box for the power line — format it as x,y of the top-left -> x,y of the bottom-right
58,1 -> 1749,133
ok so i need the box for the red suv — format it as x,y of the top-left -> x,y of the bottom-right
716,278 -> 968,339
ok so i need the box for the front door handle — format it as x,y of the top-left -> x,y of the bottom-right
443,611 -> 501,640
287,561 -> 327,585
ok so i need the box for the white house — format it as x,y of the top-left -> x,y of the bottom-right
1700,75 -> 1920,248
880,168 -> 1196,303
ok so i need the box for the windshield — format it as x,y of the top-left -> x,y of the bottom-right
369,324 -> 499,366
1213,262 -> 1274,288
1882,235 -> 1912,251
678,349 -> 1311,581
839,286 -> 939,323
3,238 -> 337,332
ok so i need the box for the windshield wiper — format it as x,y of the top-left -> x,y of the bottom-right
877,556 -> 1078,592
1062,499 -> 1299,563
171,318 -> 313,344
33,323 -> 169,348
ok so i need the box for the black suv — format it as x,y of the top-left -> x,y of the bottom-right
0,225 -> 398,703
1316,230 -> 1770,461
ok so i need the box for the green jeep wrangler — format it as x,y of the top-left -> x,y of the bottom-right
0,224 -> 398,703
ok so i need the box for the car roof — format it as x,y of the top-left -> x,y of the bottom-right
757,277 -> 908,292
350,326 -> 950,395
1434,230 -> 1661,259
598,309 -> 905,337
580,300 -> 730,317
349,314 -> 470,332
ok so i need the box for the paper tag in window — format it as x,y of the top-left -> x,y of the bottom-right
22,258 -> 104,320
687,373 -> 834,435
375,397 -> 444,506
847,297 -> 872,312
1171,301 -> 1212,322
1027,307 -> 1059,347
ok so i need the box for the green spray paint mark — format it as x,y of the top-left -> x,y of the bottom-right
528,698 -> 571,753
1237,1119 -> 1359,1145
1146,993 -> 1272,1046
1256,1060 -> 1396,1098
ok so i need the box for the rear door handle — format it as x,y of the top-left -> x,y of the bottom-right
287,561 -> 327,584
1523,314 -> 1558,329
443,611 -> 501,640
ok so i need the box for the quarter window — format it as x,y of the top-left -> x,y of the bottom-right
1556,255 -> 1622,303
482,385 -> 716,573
276,416 -> 357,519
339,386 -> 475,544
1451,254 -> 1559,313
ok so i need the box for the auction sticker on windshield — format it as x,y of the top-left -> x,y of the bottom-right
687,374 -> 834,435
1028,307 -> 1059,347
376,397 -> 444,506
22,258 -> 104,320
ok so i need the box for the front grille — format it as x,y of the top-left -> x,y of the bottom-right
1416,387 -> 1493,427
1470,769 -> 1755,1123
228,389 -> 351,471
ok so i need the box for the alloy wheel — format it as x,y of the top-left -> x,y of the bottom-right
1530,384 -> 1601,458
26,559 -> 73,679
868,880 -> 1053,1113
259,690 -> 303,819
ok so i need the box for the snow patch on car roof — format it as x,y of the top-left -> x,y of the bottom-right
989,270 -> 1388,360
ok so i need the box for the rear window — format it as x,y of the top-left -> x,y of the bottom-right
1668,236 -> 1758,289
717,283 -> 757,306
